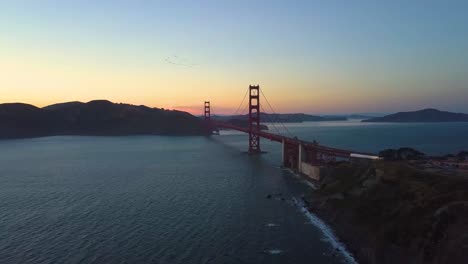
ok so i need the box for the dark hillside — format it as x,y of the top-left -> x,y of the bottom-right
0,101 -> 209,139
305,161 -> 468,264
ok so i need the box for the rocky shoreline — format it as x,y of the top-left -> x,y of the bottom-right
303,160 -> 468,264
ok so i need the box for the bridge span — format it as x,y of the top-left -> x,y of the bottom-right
204,85 -> 379,180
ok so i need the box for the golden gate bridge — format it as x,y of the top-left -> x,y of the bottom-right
203,85 -> 379,178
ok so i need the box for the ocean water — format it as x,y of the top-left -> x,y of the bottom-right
1,121 -> 467,264
264,120 -> 468,155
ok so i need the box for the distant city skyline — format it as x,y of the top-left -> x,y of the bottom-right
1,0 -> 467,115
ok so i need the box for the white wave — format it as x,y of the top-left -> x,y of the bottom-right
265,249 -> 283,255
292,197 -> 358,264
281,167 -> 318,190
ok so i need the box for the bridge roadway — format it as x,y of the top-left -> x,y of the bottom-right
214,121 -> 379,159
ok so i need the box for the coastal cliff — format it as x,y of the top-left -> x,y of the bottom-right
0,100 -> 210,139
304,161 -> 468,264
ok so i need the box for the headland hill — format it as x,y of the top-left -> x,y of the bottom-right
363,108 -> 468,123
0,100 -> 212,139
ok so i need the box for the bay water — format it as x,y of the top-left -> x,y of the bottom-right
1,120 -> 467,264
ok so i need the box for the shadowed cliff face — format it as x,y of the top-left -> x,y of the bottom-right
0,100 -> 210,139
305,161 -> 468,264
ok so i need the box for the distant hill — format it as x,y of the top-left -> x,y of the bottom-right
213,113 -> 346,123
0,100 -> 210,139
363,108 -> 468,123
322,114 -> 378,120
220,118 -> 269,131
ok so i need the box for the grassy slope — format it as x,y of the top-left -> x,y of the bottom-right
305,161 -> 468,264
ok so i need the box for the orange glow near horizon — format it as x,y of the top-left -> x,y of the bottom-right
1,1 -> 468,115
1,29 -> 467,115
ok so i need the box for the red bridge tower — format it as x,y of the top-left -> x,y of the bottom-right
248,85 -> 261,154
204,101 -> 211,121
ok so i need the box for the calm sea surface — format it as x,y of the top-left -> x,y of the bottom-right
1,120 -> 468,264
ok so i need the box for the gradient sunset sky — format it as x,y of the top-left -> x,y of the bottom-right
1,0 -> 467,115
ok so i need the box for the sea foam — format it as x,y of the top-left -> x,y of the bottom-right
292,197 -> 358,264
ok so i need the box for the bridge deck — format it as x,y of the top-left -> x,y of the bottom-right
214,121 -> 378,159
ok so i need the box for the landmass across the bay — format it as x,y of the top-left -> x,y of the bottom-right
215,108 -> 468,123
363,108 -> 468,123
211,113 -> 348,123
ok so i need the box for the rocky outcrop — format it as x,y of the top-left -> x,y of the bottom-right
305,161 -> 468,264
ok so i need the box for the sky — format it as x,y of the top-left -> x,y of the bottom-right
1,0 -> 467,115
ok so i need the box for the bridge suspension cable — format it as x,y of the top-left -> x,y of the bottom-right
260,104 -> 285,137
240,101 -> 249,116
259,88 -> 295,138
232,87 -> 249,116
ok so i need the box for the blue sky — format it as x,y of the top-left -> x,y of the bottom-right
1,0 -> 467,114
